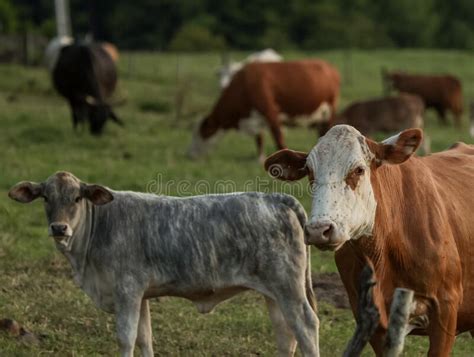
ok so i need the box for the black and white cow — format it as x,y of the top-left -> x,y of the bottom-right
45,37 -> 123,135
8,172 -> 319,357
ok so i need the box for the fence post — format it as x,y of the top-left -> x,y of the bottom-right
383,288 -> 414,357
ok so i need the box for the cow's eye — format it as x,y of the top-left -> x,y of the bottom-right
354,166 -> 365,176
75,196 -> 82,203
43,196 -> 48,203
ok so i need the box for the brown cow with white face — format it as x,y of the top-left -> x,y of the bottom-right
265,124 -> 474,356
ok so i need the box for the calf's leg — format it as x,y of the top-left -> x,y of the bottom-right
275,294 -> 319,356
115,295 -> 142,357
136,299 -> 154,357
265,296 -> 297,356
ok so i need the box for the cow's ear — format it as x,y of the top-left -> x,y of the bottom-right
8,181 -> 43,203
264,149 -> 308,181
368,128 -> 423,165
82,184 -> 114,205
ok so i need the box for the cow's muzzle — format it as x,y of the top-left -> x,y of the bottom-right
304,220 -> 346,251
49,222 -> 73,248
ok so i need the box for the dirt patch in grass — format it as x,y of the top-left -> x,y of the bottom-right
313,272 -> 350,309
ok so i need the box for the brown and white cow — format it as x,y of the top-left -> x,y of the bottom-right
188,60 -> 340,162
382,69 -> 463,127
264,124 -> 474,356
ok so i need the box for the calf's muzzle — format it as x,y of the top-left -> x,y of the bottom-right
49,222 -> 70,237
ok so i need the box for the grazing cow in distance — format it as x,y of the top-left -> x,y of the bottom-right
382,69 -> 463,127
45,37 -> 123,135
9,172 -> 319,357
320,94 -> 430,153
264,125 -> 474,356
218,48 -> 282,88
188,60 -> 340,162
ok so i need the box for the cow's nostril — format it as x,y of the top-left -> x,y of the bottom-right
51,224 -> 67,235
322,224 -> 333,239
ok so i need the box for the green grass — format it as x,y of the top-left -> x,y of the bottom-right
0,49 -> 473,355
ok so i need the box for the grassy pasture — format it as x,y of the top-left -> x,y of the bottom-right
0,49 -> 473,356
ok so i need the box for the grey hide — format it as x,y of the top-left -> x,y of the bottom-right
8,172 -> 319,357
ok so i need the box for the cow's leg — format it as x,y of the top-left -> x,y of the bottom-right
69,101 -> 83,131
268,122 -> 285,150
453,112 -> 462,128
435,106 -> 447,125
136,299 -> 153,357
427,307 -> 457,357
274,294 -> 319,356
253,92 -> 285,150
256,132 -> 265,164
368,327 -> 386,356
264,296 -> 297,356
115,294 -> 142,357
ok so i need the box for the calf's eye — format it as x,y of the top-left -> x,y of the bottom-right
75,197 -> 82,203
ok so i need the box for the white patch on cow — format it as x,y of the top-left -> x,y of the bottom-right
306,125 -> 377,245
238,110 -> 266,135
219,62 -> 243,88
219,48 -> 282,88
44,36 -> 74,72
187,122 -> 221,159
279,102 -> 332,127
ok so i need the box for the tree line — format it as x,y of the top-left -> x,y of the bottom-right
2,0 -> 474,51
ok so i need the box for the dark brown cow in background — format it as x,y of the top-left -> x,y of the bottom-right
319,94 -> 430,153
45,37 -> 123,135
187,60 -> 340,162
382,69 -> 463,127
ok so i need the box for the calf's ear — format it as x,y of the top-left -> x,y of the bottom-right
82,184 -> 114,205
264,149 -> 308,181
8,182 -> 43,203
368,128 -> 423,165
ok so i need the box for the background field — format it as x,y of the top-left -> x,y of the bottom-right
0,49 -> 473,356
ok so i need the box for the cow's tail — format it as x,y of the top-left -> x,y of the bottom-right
276,194 -> 317,313
305,246 -> 318,313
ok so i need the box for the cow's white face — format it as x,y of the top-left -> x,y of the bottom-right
264,124 -> 423,251
304,126 -> 377,249
187,118 -> 221,159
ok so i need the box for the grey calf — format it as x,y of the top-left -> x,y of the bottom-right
8,172 -> 319,356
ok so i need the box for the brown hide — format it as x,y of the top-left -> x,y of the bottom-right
200,60 -> 340,149
385,72 -> 463,125
337,142 -> 474,355
333,94 -> 424,136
